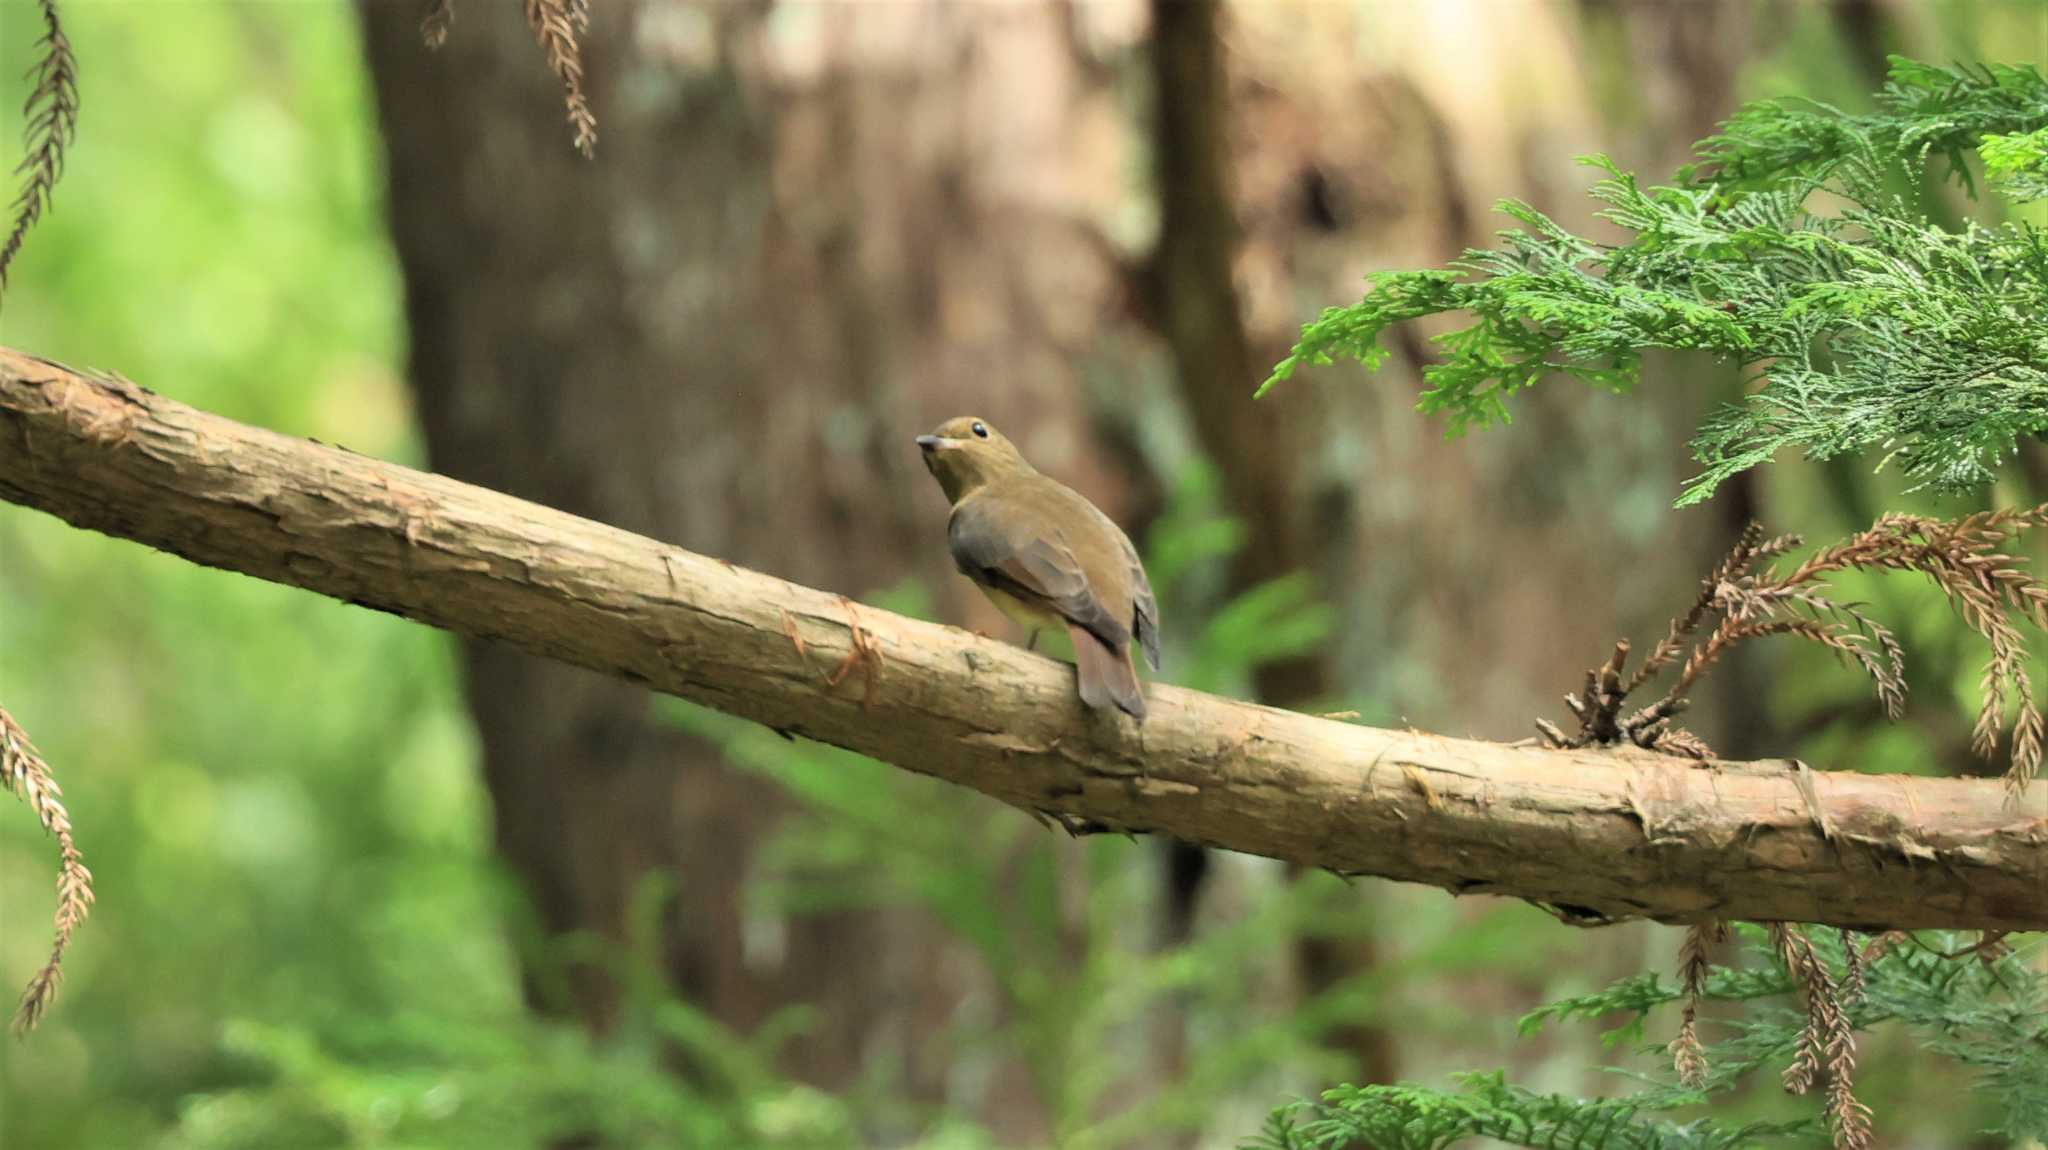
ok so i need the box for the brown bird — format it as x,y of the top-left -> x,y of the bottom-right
917,416 -> 1160,721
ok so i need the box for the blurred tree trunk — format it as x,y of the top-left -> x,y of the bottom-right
1145,0 -> 1395,1089
358,2 -> 1143,1133
358,0 -> 906,1087
354,0 -> 1809,1134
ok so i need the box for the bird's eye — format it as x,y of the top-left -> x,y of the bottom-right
971,421 -> 989,438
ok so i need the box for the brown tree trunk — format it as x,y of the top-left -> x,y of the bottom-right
356,2 -> 1142,1126
1146,0 -> 1396,1087
358,1 -> 899,1087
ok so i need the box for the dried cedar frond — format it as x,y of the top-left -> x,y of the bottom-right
1783,506 -> 2048,797
1,0 -> 80,299
1652,727 -> 1714,760
1771,925 -> 1825,1094
1539,507 -> 2048,799
1672,920 -> 1723,1089
1,705 -> 93,1033
1839,928 -> 1867,1006
524,0 -> 598,158
1771,924 -> 1870,1150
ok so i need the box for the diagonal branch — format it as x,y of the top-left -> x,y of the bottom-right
0,346 -> 2043,933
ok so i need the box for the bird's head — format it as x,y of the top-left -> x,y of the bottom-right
916,416 -> 1034,503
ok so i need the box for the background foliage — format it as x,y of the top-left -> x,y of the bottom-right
1,3 -> 2043,1149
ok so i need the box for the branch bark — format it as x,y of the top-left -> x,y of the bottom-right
2,347 -> 2044,932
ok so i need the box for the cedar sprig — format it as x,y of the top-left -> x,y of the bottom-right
524,0 -> 597,159
1,0 -> 79,299
1540,507 -> 2048,800
0,704 -> 93,1034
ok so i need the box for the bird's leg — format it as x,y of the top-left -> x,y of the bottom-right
1026,628 -> 1041,652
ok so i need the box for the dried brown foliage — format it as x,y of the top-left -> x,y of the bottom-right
1666,923 -> 2023,1149
0,704 -> 93,1034
1771,924 -> 1873,1150
1838,927 -> 1868,1006
1671,919 -> 1724,1090
415,0 -> 597,157
1,0 -> 79,299
1538,508 -> 2048,800
525,0 -> 597,158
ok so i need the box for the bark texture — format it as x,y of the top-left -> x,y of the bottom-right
4,348 -> 2043,933
356,3 -> 1145,1111
1146,0 -> 1393,1086
357,1 -> 908,1075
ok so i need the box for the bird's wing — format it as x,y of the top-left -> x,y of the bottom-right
1120,530 -> 1161,672
949,495 -> 1131,653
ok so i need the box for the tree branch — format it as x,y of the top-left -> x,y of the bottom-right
1,346 -> 2043,932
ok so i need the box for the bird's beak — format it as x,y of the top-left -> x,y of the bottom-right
916,435 -> 957,453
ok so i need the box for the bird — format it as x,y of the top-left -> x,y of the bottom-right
916,416 -> 1160,721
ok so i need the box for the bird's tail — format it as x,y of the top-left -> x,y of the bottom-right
1068,622 -> 1146,722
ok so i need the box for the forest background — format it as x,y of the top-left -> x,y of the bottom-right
1,1 -> 2044,1147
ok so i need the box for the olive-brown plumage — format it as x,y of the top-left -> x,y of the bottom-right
917,417 -> 1160,721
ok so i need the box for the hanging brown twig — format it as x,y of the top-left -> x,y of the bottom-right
1,0 -> 80,299
415,0 -> 597,158
1771,924 -> 1874,1150
523,0 -> 597,158
0,704 -> 93,1033
1670,919 -> 1724,1090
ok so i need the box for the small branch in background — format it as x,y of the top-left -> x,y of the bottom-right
415,0 -> 596,158
0,0 -> 80,299
1539,509 -> 2048,799
0,704 -> 93,1034
523,0 -> 597,159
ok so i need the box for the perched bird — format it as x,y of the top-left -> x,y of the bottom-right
917,416 -> 1160,721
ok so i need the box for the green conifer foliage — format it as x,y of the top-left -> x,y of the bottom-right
1261,58 -> 2048,507
1243,928 -> 2047,1149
